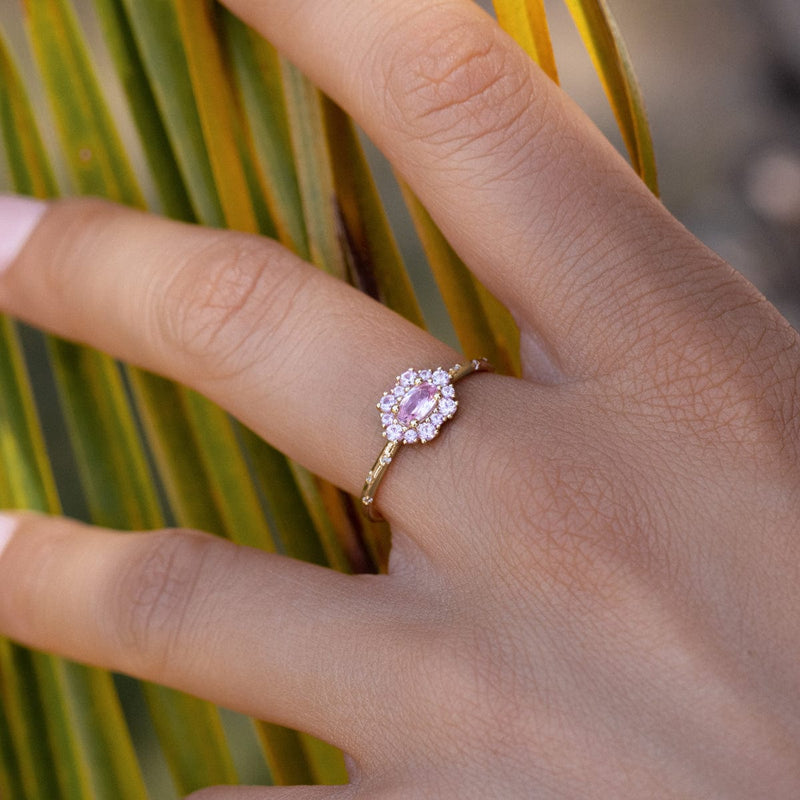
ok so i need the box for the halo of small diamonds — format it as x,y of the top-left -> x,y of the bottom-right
376,366 -> 460,445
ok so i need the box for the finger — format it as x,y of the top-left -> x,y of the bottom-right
187,788 -> 353,800
224,0 -> 761,376
0,513 -> 407,749
0,197 -> 489,529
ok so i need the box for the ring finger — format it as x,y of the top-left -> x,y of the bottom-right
0,196 -> 486,532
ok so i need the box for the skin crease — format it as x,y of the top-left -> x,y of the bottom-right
1,0 -> 800,798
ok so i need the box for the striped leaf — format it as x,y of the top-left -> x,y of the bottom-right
493,0 -> 559,82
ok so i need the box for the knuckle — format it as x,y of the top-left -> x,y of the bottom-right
158,235 -> 304,383
109,529 -> 216,675
379,9 -> 530,148
485,423 -> 664,590
505,460 -> 625,581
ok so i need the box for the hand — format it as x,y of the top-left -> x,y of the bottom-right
1,1 -> 799,797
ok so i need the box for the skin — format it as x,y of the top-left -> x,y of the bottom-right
1,1 -> 799,797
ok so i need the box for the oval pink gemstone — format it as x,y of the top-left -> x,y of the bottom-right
397,383 -> 438,424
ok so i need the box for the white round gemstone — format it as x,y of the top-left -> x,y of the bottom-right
403,429 -> 419,444
392,384 -> 404,397
418,369 -> 432,381
430,412 -> 445,427
386,424 -> 404,441
400,369 -> 417,386
441,384 -> 455,398
381,412 -> 395,426
379,395 -> 395,412
418,421 -> 436,441
439,398 -> 457,416
432,368 -> 449,386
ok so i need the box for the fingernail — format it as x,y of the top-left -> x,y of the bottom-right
0,195 -> 48,274
0,513 -> 19,560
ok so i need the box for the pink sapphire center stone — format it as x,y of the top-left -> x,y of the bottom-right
397,382 -> 438,425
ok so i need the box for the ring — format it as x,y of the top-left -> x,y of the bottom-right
361,358 -> 493,520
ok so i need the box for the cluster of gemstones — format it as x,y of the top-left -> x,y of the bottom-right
377,367 -> 459,445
